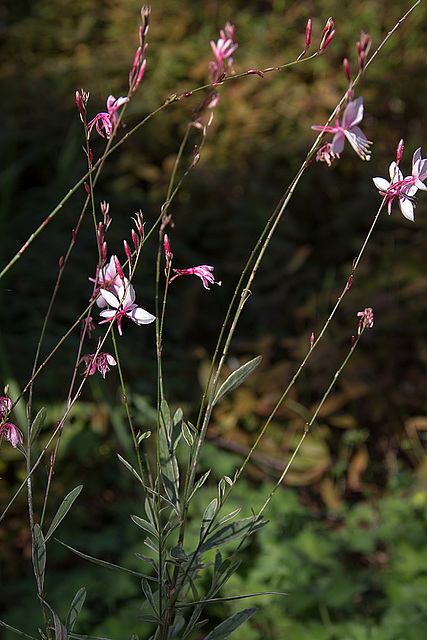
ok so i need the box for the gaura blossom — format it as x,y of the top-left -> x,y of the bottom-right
357,308 -> 374,335
88,95 -> 130,139
99,281 -> 155,336
1,422 -> 23,449
169,265 -> 221,290
209,22 -> 238,82
90,255 -> 123,309
81,350 -> 117,379
372,147 -> 427,221
312,96 -> 372,161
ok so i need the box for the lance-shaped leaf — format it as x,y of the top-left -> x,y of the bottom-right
66,587 -> 86,632
204,607 -> 257,640
117,454 -> 143,484
212,356 -> 262,406
33,524 -> 46,589
43,600 -> 68,640
199,516 -> 268,555
200,498 -> 218,540
186,469 -> 211,504
29,406 -> 46,445
45,485 -> 83,541
159,399 -> 181,513
57,540 -> 154,580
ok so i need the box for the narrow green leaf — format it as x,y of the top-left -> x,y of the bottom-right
213,550 -> 222,582
200,498 -> 218,540
131,514 -> 158,538
134,553 -> 158,574
218,476 -> 232,502
0,619 -> 37,639
45,485 -> 83,541
141,578 -> 159,618
137,430 -> 151,444
29,406 -> 46,445
203,607 -> 257,640
171,407 -> 183,451
212,356 -> 262,407
182,422 -> 194,446
186,469 -> 211,504
117,454 -> 143,484
43,601 -> 68,640
66,587 -> 86,632
199,517 -> 267,554
33,524 -> 46,589
56,539 -> 150,579
159,400 -> 180,512
213,508 -> 241,530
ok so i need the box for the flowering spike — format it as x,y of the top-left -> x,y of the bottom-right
209,23 -> 238,83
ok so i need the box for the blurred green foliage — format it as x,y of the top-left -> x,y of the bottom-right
1,0 -> 427,638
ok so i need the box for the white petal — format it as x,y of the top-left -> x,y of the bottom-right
99,288 -> 119,308
99,309 -> 116,321
373,177 -> 390,192
127,307 -> 156,325
342,96 -> 364,128
399,196 -> 415,221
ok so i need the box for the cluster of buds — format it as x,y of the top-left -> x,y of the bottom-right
0,392 -> 23,450
357,30 -> 372,72
129,5 -> 150,96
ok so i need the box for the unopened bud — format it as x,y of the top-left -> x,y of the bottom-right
319,17 -> 335,52
343,57 -> 351,85
396,139 -> 404,164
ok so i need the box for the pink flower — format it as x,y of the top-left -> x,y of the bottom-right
311,97 -> 372,161
0,395 -> 12,420
357,308 -> 374,335
169,265 -> 221,290
209,22 -> 238,82
81,351 -> 117,379
372,148 -> 427,221
1,422 -> 23,449
90,255 -> 123,309
99,282 -> 155,336
88,95 -> 129,139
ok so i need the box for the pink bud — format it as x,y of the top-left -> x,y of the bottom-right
306,18 -> 312,46
310,332 -> 315,348
396,139 -> 404,164
343,58 -> 351,84
123,240 -> 132,269
164,234 -> 171,258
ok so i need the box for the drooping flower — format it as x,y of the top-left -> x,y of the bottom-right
169,265 -> 221,290
99,281 -> 155,336
88,95 -> 130,139
209,22 -> 238,82
311,96 -> 372,161
357,308 -> 374,335
1,422 -> 23,449
81,350 -> 117,379
372,147 -> 427,221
